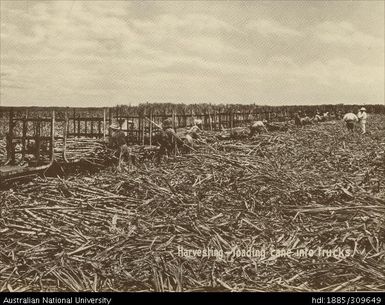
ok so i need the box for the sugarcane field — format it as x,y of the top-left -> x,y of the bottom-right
0,104 -> 384,293
1,1 -> 384,301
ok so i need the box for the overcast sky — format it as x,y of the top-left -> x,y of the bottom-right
0,0 -> 384,107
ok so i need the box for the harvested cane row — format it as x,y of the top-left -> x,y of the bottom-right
55,138 -> 160,166
0,116 -> 384,292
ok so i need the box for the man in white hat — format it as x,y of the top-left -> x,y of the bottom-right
109,123 -> 132,171
357,107 -> 368,134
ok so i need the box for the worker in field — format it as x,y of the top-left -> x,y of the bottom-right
188,124 -> 201,140
314,111 -> 322,123
5,132 -> 15,165
357,107 -> 368,134
109,123 -> 133,171
193,118 -> 203,130
342,111 -> 358,132
184,134 -> 194,149
157,118 -> 184,163
336,110 -> 343,120
294,112 -> 302,127
182,124 -> 203,152
301,113 -> 312,125
249,119 -> 268,137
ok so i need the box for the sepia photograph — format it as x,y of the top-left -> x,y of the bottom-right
0,0 -> 384,297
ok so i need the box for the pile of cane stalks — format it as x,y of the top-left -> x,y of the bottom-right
0,116 -> 384,292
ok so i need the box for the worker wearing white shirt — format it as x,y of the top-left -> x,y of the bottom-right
343,112 -> 358,132
187,125 -> 201,140
193,118 -> 203,130
249,120 -> 268,136
357,107 -> 368,134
